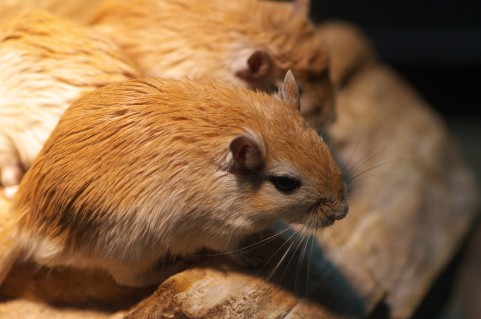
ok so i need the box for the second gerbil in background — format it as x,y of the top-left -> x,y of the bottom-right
0,10 -> 139,192
92,0 -> 335,128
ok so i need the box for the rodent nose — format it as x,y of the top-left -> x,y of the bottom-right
334,200 -> 349,220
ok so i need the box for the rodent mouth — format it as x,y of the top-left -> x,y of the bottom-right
323,216 -> 336,227
308,199 -> 349,228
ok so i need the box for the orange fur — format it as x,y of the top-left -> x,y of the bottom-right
4,75 -> 347,286
0,10 -> 139,190
0,196 -> 18,283
91,0 -> 335,128
0,0 -> 103,24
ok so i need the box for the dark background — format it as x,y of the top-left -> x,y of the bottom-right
310,0 -> 481,192
310,0 -> 481,118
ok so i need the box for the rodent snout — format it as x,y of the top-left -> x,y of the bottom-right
335,200 -> 349,220
322,200 -> 349,227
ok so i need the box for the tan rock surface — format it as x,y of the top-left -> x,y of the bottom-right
320,22 -> 479,317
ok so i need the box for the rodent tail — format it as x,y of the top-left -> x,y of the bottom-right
0,194 -> 21,284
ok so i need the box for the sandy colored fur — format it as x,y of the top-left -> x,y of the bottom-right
0,196 -> 20,283
0,10 -> 139,187
92,0 -> 334,128
8,78 -> 345,286
0,0 -> 103,24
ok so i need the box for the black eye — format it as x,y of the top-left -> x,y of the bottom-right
270,175 -> 301,192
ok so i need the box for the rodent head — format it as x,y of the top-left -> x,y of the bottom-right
236,0 -> 336,128
92,0 -> 335,129
16,72 -> 346,256
220,71 -> 347,235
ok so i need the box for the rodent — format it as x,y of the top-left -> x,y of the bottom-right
0,10 -> 139,193
0,72 -> 348,287
91,0 -> 335,128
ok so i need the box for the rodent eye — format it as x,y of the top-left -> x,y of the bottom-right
270,175 -> 301,192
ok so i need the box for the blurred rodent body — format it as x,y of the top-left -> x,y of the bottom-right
92,0 -> 335,128
0,10 -> 139,191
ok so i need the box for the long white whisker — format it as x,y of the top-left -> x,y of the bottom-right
200,228 -> 289,257
254,228 -> 298,276
266,231 -> 300,281
349,158 -> 409,181
341,132 -> 417,181
279,230 -> 306,285
296,232 -> 310,295
306,234 -> 314,296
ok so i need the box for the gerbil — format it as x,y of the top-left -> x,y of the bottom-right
91,0 -> 335,128
0,10 -> 139,193
0,73 -> 348,287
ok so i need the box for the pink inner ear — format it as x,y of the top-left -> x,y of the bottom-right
235,143 -> 250,165
230,135 -> 263,172
247,50 -> 271,79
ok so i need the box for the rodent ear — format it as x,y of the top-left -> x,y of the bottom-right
293,0 -> 310,16
278,70 -> 301,110
229,134 -> 265,173
235,49 -> 272,82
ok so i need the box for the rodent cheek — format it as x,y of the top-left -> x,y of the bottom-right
245,188 -> 304,222
247,195 -> 284,219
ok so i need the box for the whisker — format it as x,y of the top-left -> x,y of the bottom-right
256,229 -> 298,277
296,232 -> 310,296
341,133 -> 418,182
326,226 -> 341,252
349,158 -> 410,181
278,230 -> 306,285
266,231 -> 300,281
341,134 -> 361,168
200,228 -> 289,257
293,217 -> 317,295
306,234 -> 314,296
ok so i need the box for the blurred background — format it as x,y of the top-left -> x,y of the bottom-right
310,0 -> 481,178
310,2 -> 480,318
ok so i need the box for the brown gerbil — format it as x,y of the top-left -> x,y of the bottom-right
0,73 -> 348,287
91,0 -> 335,128
0,10 -> 139,193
